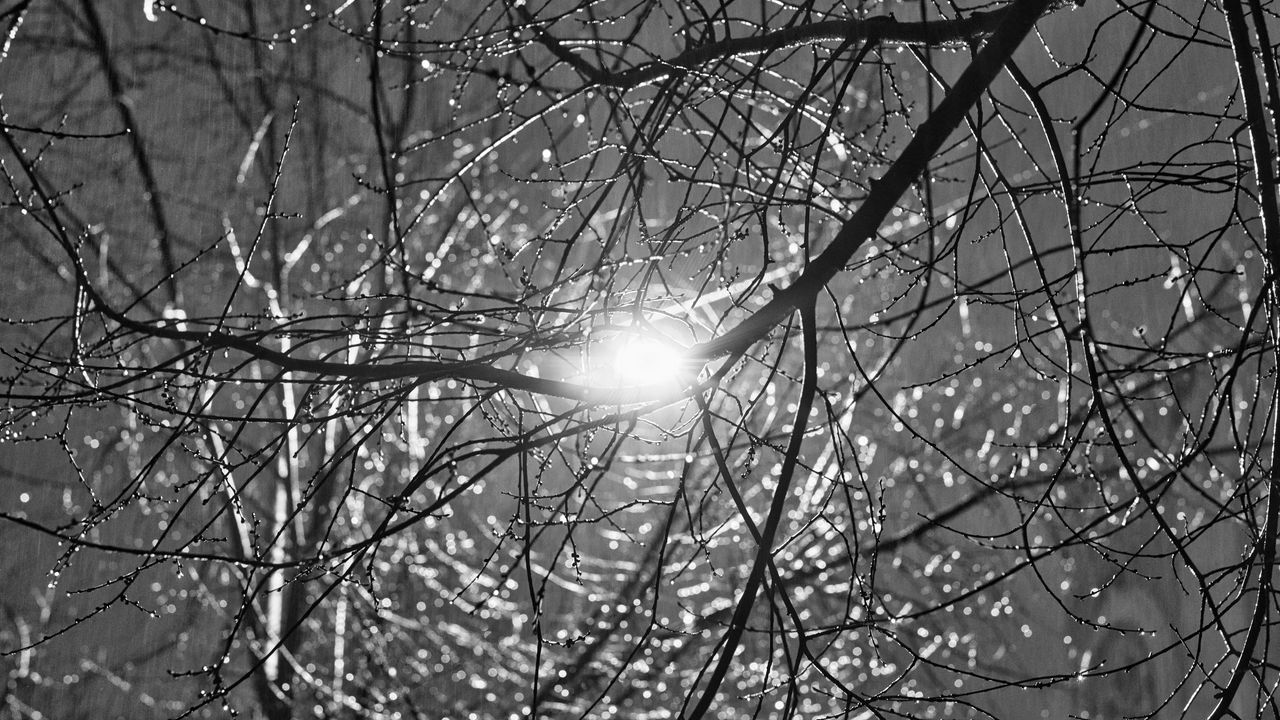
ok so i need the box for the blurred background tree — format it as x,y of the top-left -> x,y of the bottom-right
2,1 -> 1278,718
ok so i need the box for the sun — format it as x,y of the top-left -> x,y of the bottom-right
591,329 -> 692,389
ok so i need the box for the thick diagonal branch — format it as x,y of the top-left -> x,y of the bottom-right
693,0 -> 1056,361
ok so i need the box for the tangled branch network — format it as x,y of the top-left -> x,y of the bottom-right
2,1 -> 1280,719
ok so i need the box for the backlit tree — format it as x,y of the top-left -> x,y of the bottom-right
2,1 -> 1279,718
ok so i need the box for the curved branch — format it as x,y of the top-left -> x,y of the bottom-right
1207,1 -> 1280,718
683,302 -> 818,720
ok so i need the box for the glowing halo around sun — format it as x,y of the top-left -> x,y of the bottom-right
587,328 -> 693,391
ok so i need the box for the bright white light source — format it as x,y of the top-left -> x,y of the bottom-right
593,330 -> 690,389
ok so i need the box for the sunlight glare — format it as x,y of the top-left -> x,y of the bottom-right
596,331 -> 691,389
